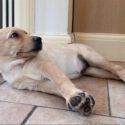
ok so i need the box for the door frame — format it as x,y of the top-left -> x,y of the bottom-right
14,0 -> 73,35
14,0 -> 35,33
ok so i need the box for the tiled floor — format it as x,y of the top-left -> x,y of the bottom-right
0,63 -> 125,124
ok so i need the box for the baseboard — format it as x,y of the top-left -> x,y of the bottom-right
74,33 -> 125,62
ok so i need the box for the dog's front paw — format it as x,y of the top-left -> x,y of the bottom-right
67,92 -> 95,116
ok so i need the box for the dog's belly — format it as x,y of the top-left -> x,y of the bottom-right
44,44 -> 88,79
55,55 -> 84,79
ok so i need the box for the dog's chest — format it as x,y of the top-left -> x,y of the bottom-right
2,66 -> 23,84
2,64 -> 43,84
24,67 -> 43,81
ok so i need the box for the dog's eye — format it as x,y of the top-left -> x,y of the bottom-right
10,32 -> 19,38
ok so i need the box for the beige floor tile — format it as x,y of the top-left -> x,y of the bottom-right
108,80 -> 125,118
73,76 -> 109,115
26,107 -> 125,124
0,101 -> 33,124
0,83 -> 66,109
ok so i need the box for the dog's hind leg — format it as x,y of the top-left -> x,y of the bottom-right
70,44 -> 125,82
84,67 -> 120,80
83,51 -> 125,82
77,53 -> 119,80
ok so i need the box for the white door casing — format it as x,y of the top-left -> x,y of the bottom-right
14,0 -> 73,44
15,0 -> 35,33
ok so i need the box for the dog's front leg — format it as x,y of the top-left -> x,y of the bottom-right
40,62 -> 95,116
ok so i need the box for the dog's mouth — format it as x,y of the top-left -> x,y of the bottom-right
16,49 -> 40,57
16,38 -> 42,57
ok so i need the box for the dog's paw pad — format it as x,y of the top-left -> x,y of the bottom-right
82,95 -> 95,116
70,96 -> 81,107
67,92 -> 86,110
67,92 -> 95,116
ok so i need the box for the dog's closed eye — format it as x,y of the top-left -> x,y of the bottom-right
10,32 -> 19,39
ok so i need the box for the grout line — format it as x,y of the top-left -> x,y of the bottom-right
107,80 -> 112,116
21,106 -> 37,125
94,113 -> 125,120
0,100 -> 125,120
0,99 -> 68,111
0,99 -> 69,111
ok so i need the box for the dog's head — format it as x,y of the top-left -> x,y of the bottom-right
0,27 -> 42,58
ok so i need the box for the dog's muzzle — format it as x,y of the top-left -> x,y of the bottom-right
32,36 -> 42,52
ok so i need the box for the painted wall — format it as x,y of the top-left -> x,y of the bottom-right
35,0 -> 72,35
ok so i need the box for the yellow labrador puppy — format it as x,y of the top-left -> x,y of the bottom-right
0,27 -> 125,116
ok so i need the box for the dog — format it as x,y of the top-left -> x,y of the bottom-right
0,27 -> 125,116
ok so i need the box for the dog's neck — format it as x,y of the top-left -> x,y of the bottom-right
0,56 -> 35,70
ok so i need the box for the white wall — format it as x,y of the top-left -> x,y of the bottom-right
14,0 -> 35,33
35,0 -> 73,35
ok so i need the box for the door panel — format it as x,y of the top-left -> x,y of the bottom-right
73,0 -> 125,34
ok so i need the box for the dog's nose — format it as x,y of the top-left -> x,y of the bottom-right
32,36 -> 42,52
33,36 -> 42,42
